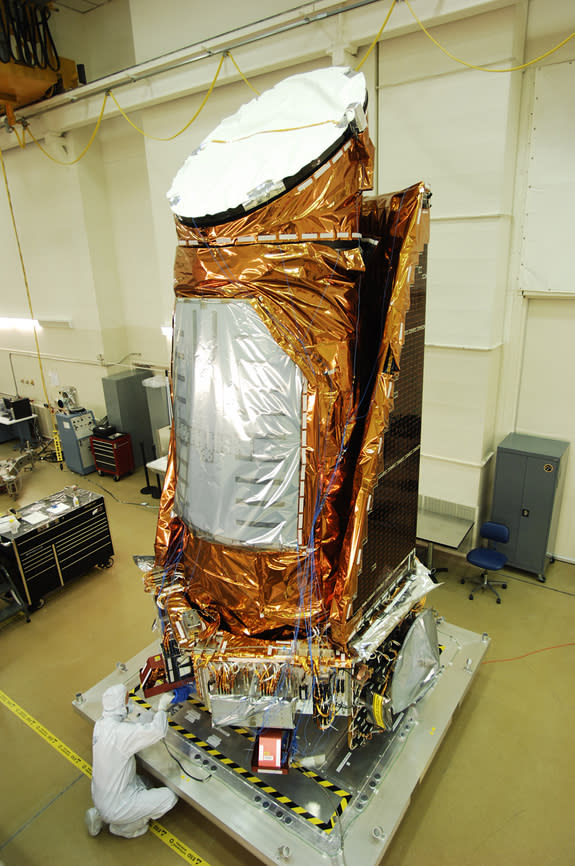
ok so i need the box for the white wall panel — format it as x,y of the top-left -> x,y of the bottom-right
481,345 -> 502,457
0,144 -> 98,324
378,5 -> 518,87
0,138 -> 110,410
98,118 -> 164,321
521,61 -> 575,295
419,455 -> 481,509
129,0 -> 298,65
376,5 -> 518,517
526,0 -> 575,51
378,67 -> 513,216
421,348 -> 499,463
515,299 -> 575,560
51,0 -> 135,83
426,217 -> 510,346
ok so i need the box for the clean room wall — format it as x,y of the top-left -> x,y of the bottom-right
94,113 -> 168,366
0,137 -> 109,414
494,2 -> 575,560
378,5 -> 523,526
515,299 -> 575,561
50,0 -> 135,83
376,1 -> 575,560
1,0 -> 575,557
520,61 -> 575,297
128,0 -> 309,65
496,44 -> 575,561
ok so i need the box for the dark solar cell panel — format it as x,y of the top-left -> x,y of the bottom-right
353,245 -> 427,616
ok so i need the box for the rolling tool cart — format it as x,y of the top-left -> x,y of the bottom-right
0,488 -> 114,608
90,432 -> 134,481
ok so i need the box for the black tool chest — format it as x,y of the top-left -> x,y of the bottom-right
0,489 -> 114,607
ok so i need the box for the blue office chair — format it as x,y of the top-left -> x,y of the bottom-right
461,521 -> 509,604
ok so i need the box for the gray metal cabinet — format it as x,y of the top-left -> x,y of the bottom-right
102,370 -> 154,467
491,433 -> 569,581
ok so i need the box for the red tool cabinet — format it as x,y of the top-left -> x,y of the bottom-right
90,432 -> 134,481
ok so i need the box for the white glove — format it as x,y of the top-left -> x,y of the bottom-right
157,691 -> 174,712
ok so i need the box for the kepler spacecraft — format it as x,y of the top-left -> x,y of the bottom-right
120,66 -> 487,862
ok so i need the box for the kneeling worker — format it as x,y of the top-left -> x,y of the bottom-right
85,683 -> 178,838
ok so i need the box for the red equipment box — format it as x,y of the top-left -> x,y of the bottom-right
251,729 -> 291,775
139,653 -> 192,698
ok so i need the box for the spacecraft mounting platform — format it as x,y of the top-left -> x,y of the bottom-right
75,622 -> 488,866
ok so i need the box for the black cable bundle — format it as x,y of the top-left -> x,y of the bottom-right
0,0 -> 59,71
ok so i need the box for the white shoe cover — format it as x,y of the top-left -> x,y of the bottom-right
109,819 -> 149,838
85,807 -> 103,836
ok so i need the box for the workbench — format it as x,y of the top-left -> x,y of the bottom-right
0,414 -> 37,449
417,508 -> 474,569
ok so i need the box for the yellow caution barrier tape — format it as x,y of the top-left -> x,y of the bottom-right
0,688 -> 210,866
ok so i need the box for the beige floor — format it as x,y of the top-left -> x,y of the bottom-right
0,440 -> 574,866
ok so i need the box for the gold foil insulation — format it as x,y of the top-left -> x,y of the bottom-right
153,124 -> 429,650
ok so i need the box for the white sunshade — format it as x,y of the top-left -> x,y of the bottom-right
167,65 -> 367,221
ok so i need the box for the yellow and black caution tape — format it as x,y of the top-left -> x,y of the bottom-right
0,688 -> 210,865
133,690 -> 351,834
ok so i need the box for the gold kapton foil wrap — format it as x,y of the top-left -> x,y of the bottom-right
153,124 -> 429,650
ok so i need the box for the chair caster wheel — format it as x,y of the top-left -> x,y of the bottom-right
468,594 -> 474,600
537,574 -> 546,583
496,598 -> 501,604
502,583 -> 507,589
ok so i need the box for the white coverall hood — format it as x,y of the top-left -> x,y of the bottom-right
101,684 -> 128,717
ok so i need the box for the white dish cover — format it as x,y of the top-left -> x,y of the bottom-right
167,65 -> 367,220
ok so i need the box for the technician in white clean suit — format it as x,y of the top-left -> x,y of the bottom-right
85,683 -> 178,838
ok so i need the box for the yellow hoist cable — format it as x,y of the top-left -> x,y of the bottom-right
10,123 -> 26,149
6,2 -> 575,168
227,50 -> 260,95
404,0 -> 575,73
21,91 -> 110,166
356,0 -> 396,71
10,49 -> 258,162
209,118 -> 339,144
0,147 -> 63,465
9,50 -> 261,169
108,52 -> 226,142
